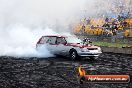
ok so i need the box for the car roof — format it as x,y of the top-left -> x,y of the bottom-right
42,35 -> 68,38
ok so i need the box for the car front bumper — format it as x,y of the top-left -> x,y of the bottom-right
78,51 -> 102,57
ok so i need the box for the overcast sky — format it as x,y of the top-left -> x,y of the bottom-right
0,0 -> 96,27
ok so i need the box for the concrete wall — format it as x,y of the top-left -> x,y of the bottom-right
101,46 -> 132,54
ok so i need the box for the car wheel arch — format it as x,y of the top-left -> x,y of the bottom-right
69,48 -> 77,53
69,48 -> 81,54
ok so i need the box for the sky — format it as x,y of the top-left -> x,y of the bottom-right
0,0 -> 95,28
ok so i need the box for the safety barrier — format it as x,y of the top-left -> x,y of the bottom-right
76,34 -> 132,44
101,46 -> 132,54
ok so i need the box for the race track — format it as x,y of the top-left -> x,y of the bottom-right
0,53 -> 132,88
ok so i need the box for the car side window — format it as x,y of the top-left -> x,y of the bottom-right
57,37 -> 66,44
46,37 -> 56,44
40,37 -> 49,44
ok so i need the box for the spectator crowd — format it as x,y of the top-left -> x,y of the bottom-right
74,15 -> 132,37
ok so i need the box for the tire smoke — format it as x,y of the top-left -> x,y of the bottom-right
0,24 -> 58,57
0,0 -> 108,57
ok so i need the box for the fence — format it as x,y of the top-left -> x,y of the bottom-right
76,34 -> 132,44
101,46 -> 132,54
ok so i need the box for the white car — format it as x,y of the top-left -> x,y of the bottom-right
36,35 -> 102,60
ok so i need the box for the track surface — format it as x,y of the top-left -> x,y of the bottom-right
0,53 -> 132,88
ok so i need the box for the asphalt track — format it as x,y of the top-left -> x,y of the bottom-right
0,53 -> 132,88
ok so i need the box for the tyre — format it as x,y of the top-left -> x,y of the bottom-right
69,50 -> 79,60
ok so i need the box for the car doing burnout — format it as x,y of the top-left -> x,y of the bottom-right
36,35 -> 102,60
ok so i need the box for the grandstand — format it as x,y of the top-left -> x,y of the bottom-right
74,17 -> 132,37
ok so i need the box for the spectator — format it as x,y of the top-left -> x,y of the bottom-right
112,19 -> 118,25
122,21 -> 128,27
83,38 -> 91,45
117,15 -> 124,22
86,18 -> 90,25
112,29 -> 117,36
80,25 -> 86,34
105,17 -> 109,23
102,23 -> 110,30
112,24 -> 118,30
117,15 -> 121,21
91,25 -> 94,29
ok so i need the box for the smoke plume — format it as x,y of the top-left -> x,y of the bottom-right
0,0 -> 89,57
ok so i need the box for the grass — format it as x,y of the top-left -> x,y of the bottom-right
92,41 -> 129,48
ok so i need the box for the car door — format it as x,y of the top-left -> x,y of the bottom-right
56,37 -> 68,55
46,36 -> 57,54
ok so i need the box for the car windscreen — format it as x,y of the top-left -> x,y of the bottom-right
65,36 -> 82,43
37,36 -> 49,44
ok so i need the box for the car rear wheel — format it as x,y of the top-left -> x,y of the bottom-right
69,50 -> 79,60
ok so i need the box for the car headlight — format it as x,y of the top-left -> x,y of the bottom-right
98,47 -> 101,52
81,48 -> 89,52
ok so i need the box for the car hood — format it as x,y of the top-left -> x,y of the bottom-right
66,43 -> 99,48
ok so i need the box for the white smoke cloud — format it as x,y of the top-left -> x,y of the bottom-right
0,0 -> 90,57
0,24 -> 57,57
0,0 -> 90,28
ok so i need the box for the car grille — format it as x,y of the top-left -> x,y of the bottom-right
87,48 -> 98,50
